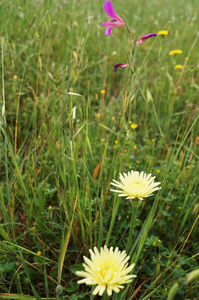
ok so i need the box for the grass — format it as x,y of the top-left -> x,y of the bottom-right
0,0 -> 199,299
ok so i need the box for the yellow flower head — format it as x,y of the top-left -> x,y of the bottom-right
111,170 -> 161,200
169,50 -> 183,55
157,30 -> 168,35
76,245 -> 136,296
174,64 -> 183,69
13,75 -> 18,79
131,124 -> 137,129
101,89 -> 106,94
95,113 -> 100,118
37,251 -> 41,256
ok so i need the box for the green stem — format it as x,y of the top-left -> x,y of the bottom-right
126,204 -> 138,253
102,292 -> 109,300
106,197 -> 121,245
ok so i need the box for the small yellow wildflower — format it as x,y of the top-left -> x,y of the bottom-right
157,30 -> 168,35
157,169 -> 161,173
13,75 -> 18,79
136,160 -> 140,164
152,139 -> 155,142
115,140 -> 118,144
169,50 -> 183,55
76,245 -> 136,296
133,145 -> 137,149
48,206 -> 52,210
185,57 -> 189,60
195,137 -> 199,145
153,242 -> 157,246
124,149 -> 128,153
178,207 -> 182,210
174,64 -> 183,69
129,121 -> 132,124
51,165 -> 54,169
56,140 -> 59,148
95,93 -> 98,99
37,251 -> 41,256
101,89 -> 106,94
126,216 -> 130,219
158,239 -> 161,243
112,116 -> 115,121
113,145 -> 116,149
95,113 -> 100,118
131,124 -> 137,129
119,152 -> 122,156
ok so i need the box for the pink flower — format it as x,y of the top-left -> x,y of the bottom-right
101,0 -> 125,36
114,63 -> 129,73
136,33 -> 157,45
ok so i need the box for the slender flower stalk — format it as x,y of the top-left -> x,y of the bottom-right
136,33 -> 157,45
101,0 -> 125,36
76,245 -> 136,296
126,204 -> 139,253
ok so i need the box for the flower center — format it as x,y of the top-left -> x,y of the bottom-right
97,264 -> 116,283
109,18 -> 118,23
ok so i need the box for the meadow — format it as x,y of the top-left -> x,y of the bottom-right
0,0 -> 199,299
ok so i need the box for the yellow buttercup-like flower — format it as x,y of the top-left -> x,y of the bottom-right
76,245 -> 136,296
169,49 -> 183,55
111,170 -> 161,200
157,30 -> 168,35
174,64 -> 183,69
131,124 -> 137,129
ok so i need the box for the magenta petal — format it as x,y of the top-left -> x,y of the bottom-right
136,33 -> 157,45
104,0 -> 123,23
105,27 -> 111,36
114,63 -> 129,73
101,21 -> 115,27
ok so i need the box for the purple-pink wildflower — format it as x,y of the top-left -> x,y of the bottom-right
101,0 -> 125,36
136,33 -> 157,45
114,63 -> 129,73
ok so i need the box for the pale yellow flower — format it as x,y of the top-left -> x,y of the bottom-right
169,49 -> 182,55
76,245 -> 136,296
174,64 -> 183,69
101,89 -> 106,94
111,170 -> 161,200
157,30 -> 168,35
